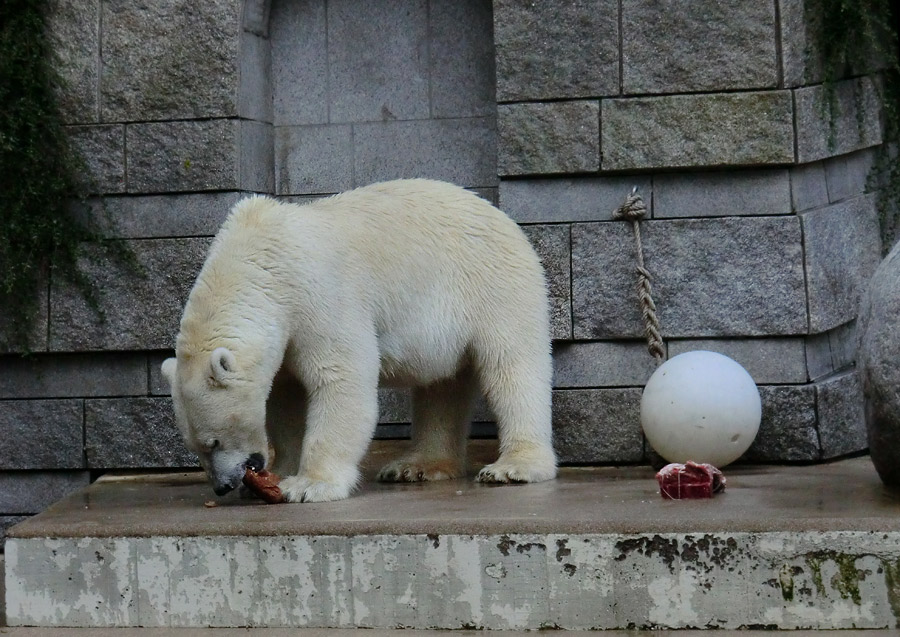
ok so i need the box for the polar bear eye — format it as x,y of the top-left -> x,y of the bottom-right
199,438 -> 220,453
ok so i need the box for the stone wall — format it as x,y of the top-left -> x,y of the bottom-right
493,0 -> 886,470
0,0 -> 888,539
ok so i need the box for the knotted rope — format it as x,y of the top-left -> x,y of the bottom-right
613,188 -> 664,363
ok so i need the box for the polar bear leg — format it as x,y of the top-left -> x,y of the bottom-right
377,368 -> 477,482
475,351 -> 557,484
279,373 -> 379,503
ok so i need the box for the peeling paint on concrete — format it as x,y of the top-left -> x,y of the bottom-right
884,558 -> 900,628
7,531 -> 900,629
448,535 -> 483,628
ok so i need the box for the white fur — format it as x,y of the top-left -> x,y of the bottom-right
162,179 -> 556,502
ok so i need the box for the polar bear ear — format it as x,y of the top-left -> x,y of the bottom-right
160,357 -> 177,387
209,347 -> 237,386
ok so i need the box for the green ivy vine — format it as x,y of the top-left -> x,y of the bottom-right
817,0 -> 900,250
0,0 -> 136,352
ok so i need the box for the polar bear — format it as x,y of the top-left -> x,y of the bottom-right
161,179 -> 556,503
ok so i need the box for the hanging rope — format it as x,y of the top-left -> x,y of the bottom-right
613,188 -> 664,363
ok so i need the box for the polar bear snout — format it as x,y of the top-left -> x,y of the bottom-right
209,449 -> 265,496
213,481 -> 239,497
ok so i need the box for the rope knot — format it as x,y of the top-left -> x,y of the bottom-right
613,189 -> 647,222
614,187 -> 663,363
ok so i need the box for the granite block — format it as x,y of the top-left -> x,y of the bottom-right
278,195 -> 330,206
469,187 -> 499,206
552,389 -> 644,464
275,124 -> 353,195
149,365 -> 423,423
601,92 -> 794,170
430,0 -> 496,118
240,120 -> 274,193
824,148 -> 876,204
374,424 -> 411,439
572,217 -> 807,339
498,101 -> 599,176
493,0 -> 619,101
374,391 -> 496,428
327,0 -> 430,123
816,370 -> 867,459
0,399 -> 84,469
742,385 -> 820,462
804,333 -> 833,381
795,77 -> 883,164
149,352 -> 175,396
780,0 -> 825,87
100,0 -> 242,121
622,0 -> 777,93
239,29 -> 273,123
242,0 -> 270,35
667,338 -> 807,384
790,161 -> 829,212
126,120 -> 241,193
375,422 -> 500,439
804,321 -> 858,381
521,225 -> 572,341
378,388 -> 412,424
0,274 -> 49,355
552,341 -> 659,388
471,396 -> 496,423
85,398 -> 197,469
83,192 -> 241,239
802,194 -> 883,333
653,169 -> 791,218
270,0 -> 327,126
45,0 -> 100,123
0,352 -> 147,399
499,176 -> 652,224
49,238 -> 211,351
354,118 -> 498,188
0,472 -> 90,514
781,0 -> 888,84
67,124 -> 125,194
829,321 -> 858,371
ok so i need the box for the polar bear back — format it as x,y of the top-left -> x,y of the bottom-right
315,179 -> 547,350
187,179 -> 549,387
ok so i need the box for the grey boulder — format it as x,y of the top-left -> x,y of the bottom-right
857,241 -> 900,486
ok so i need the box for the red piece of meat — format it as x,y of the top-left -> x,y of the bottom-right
242,468 -> 284,504
656,461 -> 726,499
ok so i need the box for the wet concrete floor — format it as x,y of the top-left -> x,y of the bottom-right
7,443 -> 900,540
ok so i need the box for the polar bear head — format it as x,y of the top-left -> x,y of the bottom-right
161,347 -> 269,496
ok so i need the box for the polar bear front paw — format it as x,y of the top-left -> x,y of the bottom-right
476,454 -> 557,484
377,458 -> 464,482
279,475 -> 353,502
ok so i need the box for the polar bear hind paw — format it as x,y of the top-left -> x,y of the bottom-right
476,457 -> 557,484
279,475 -> 353,503
377,458 -> 464,482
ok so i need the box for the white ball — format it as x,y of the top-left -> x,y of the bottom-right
640,350 -> 761,467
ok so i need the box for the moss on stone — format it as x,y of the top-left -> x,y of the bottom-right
817,0 -> 900,249
805,552 -> 863,605
883,558 -> 900,627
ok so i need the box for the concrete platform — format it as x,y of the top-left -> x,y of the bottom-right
2,630 -> 899,637
5,443 -> 900,630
